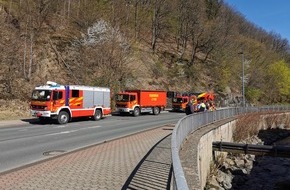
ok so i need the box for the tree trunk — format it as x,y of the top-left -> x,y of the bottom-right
28,32 -> 33,80
151,1 -> 158,53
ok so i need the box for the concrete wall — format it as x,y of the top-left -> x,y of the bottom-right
197,120 -> 236,188
192,112 -> 290,189
179,118 -> 237,190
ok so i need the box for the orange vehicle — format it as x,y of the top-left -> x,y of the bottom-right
172,95 -> 190,112
30,81 -> 111,124
197,91 -> 214,101
197,91 -> 216,111
115,90 -> 167,116
172,93 -> 198,112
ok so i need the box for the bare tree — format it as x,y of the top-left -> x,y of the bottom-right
151,0 -> 168,53
175,0 -> 191,58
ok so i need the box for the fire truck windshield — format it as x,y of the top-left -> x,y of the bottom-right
172,98 -> 183,103
31,90 -> 51,101
115,94 -> 130,102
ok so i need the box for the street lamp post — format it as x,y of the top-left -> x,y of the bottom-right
239,52 -> 245,107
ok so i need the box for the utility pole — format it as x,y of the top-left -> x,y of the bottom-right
238,52 -> 245,107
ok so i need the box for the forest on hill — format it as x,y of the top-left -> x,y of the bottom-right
0,0 -> 290,115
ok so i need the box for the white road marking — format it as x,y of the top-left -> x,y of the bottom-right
86,126 -> 101,129
45,126 -> 101,136
59,130 -> 78,134
53,125 -> 67,128
45,130 -> 78,136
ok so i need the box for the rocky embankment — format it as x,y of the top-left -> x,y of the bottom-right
206,129 -> 290,190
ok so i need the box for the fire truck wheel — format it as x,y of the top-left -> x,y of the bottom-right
57,111 -> 69,124
133,107 -> 140,117
153,107 -> 160,115
93,110 -> 102,121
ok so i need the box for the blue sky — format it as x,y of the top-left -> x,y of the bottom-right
224,0 -> 290,42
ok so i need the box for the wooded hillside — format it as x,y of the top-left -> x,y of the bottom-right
0,0 -> 290,111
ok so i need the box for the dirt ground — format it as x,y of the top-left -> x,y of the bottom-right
0,99 -> 31,120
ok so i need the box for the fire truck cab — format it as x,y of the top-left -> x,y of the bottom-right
30,81 -> 111,124
172,95 -> 189,112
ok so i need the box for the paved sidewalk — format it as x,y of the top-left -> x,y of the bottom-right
0,119 -> 31,128
0,125 -> 174,190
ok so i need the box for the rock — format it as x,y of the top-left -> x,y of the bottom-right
244,160 -> 253,171
234,158 -> 245,167
216,170 -> 233,183
225,158 -> 235,166
207,177 -> 224,190
277,124 -> 286,129
207,134 -> 290,190
231,168 -> 248,175
245,154 -> 255,161
222,180 -> 232,190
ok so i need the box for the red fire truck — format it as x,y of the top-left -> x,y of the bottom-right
172,93 -> 198,112
115,90 -> 167,116
30,81 -> 111,124
172,95 -> 190,112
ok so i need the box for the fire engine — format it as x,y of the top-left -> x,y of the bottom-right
115,90 -> 167,116
172,95 -> 190,112
30,81 -> 111,124
172,93 -> 198,112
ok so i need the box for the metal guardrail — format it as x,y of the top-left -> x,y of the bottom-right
213,141 -> 290,157
171,105 -> 290,190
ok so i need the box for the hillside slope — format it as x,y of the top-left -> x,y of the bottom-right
0,0 -> 289,120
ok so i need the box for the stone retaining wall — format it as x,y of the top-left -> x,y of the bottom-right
180,112 -> 290,190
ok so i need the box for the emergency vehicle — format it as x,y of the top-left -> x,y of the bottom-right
196,91 -> 216,111
115,90 -> 167,116
172,95 -> 190,112
30,81 -> 111,124
172,93 -> 198,112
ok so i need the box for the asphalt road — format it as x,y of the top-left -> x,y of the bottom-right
0,111 -> 184,173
